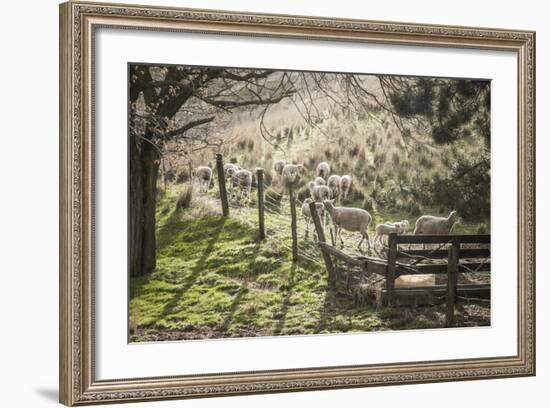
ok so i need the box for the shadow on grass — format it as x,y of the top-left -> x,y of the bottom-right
272,264 -> 298,336
159,216 -> 227,317
217,284 -> 249,333
156,207 -> 186,249
316,284 -> 337,332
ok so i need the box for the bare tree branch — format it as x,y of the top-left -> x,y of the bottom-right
165,116 -> 216,138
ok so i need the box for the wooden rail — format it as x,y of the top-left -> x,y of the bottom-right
394,234 -> 490,244
318,242 -> 366,267
446,241 -> 459,327
388,233 -> 490,327
398,248 -> 490,259
315,232 -> 491,327
396,262 -> 491,275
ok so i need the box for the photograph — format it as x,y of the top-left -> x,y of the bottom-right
127,64 -> 492,342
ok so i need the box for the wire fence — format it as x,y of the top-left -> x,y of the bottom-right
208,157 -> 491,315
215,167 -> 331,268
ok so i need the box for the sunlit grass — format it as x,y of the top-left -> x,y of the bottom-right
129,182 -> 487,342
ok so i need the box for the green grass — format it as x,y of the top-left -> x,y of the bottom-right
130,185 -> 471,342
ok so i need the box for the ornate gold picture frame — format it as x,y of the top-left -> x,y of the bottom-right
59,1 -> 535,405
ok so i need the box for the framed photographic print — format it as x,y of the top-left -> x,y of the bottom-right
59,1 -> 536,405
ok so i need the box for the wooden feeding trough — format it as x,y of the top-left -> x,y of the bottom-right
308,203 -> 491,327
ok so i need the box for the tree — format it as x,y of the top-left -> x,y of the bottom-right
379,76 -> 490,146
129,65 -> 294,277
374,76 -> 491,218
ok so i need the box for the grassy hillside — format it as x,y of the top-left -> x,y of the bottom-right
164,94 -> 489,231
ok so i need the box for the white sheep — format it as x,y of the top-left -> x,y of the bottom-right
231,169 -> 253,202
281,163 -> 305,185
308,181 -> 330,202
323,199 -> 372,251
195,166 -> 212,193
273,160 -> 286,176
314,177 -> 326,186
373,221 -> 407,249
327,174 -> 341,199
316,162 -> 330,180
413,211 -> 459,235
301,198 -> 325,240
392,220 -> 410,232
224,163 -> 239,185
339,175 -> 353,200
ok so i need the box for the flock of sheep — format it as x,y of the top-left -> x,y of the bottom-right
194,164 -> 254,200
193,159 -> 460,252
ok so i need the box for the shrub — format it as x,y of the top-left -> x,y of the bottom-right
429,154 -> 490,221
392,152 -> 401,166
477,224 -> 488,234
349,145 -> 360,157
296,184 -> 311,202
405,200 -> 422,216
361,197 -> 375,212
176,184 -> 194,210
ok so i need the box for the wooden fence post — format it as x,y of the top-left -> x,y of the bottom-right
256,168 -> 265,240
386,233 -> 397,307
288,182 -> 298,262
215,154 -> 229,217
446,241 -> 459,327
309,202 -> 336,284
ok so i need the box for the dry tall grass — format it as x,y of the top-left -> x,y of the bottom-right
160,75 -> 487,222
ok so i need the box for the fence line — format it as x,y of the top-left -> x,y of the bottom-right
211,155 -> 332,271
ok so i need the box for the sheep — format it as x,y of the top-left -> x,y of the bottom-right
273,160 -> 286,178
281,163 -> 305,185
314,177 -> 326,186
413,211 -> 459,235
308,181 -> 330,202
195,166 -> 212,193
231,169 -> 253,202
392,220 -> 410,232
224,163 -> 239,185
316,162 -> 330,180
327,174 -> 341,199
301,198 -> 325,240
373,221 -> 407,249
323,199 -> 372,251
339,175 -> 353,200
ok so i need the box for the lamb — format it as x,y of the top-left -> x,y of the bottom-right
301,198 -> 325,239
224,163 -> 239,183
373,221 -> 408,249
323,199 -> 372,251
314,177 -> 326,186
316,162 -> 330,180
195,166 -> 212,193
327,174 -> 341,199
413,211 -> 459,235
273,160 -> 286,176
281,163 -> 305,185
308,181 -> 331,202
339,175 -> 353,200
231,169 -> 253,201
392,220 -> 410,232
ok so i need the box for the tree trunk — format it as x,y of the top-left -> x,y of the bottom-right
129,131 -> 143,277
141,140 -> 160,274
129,132 -> 160,277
